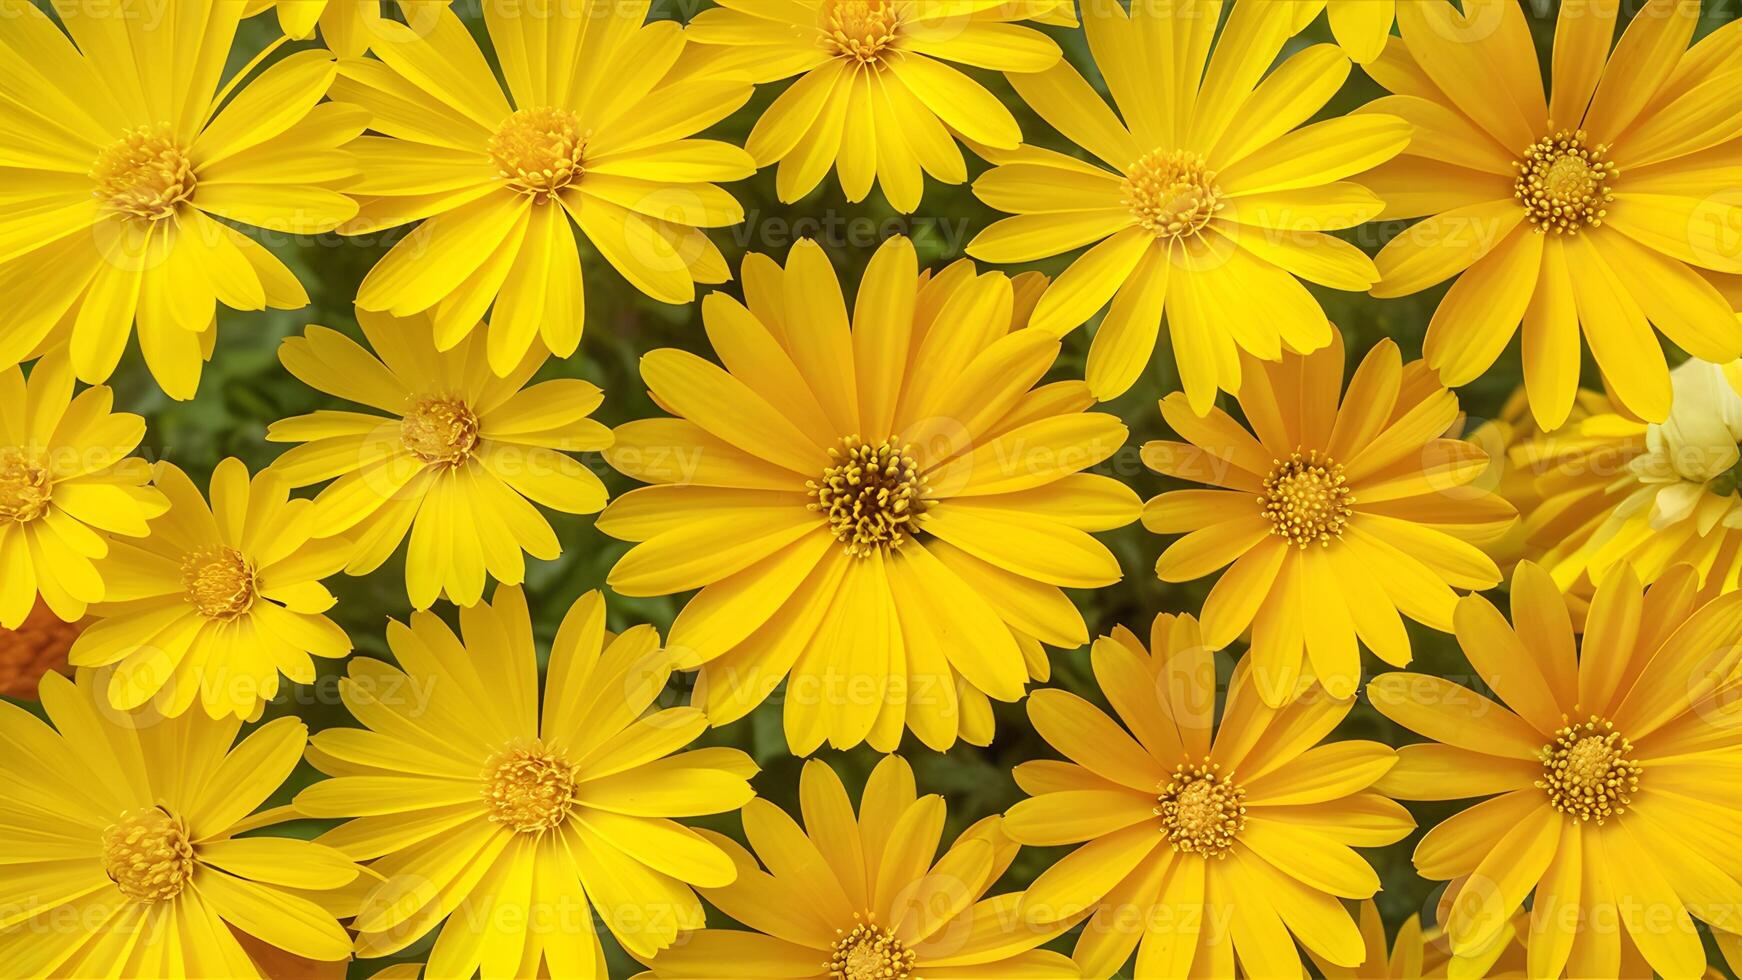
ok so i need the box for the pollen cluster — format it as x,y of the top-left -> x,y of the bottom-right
826,914 -> 914,980
1123,149 -> 1224,241
1261,450 -> 1355,548
483,741 -> 578,834
401,396 -> 481,465
1537,717 -> 1641,824
820,0 -> 902,64
90,123 -> 198,222
1156,761 -> 1246,858
181,546 -> 258,620
0,447 -> 53,524
1514,129 -> 1617,234
489,106 -> 588,202
809,436 -> 929,558
102,808 -> 196,902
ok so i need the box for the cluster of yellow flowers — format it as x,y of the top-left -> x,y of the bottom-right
3,0 -> 1742,978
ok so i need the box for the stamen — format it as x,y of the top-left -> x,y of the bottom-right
102,807 -> 195,902
90,123 -> 197,222
808,436 -> 929,558
1261,450 -> 1355,548
489,107 -> 588,202
401,396 -> 481,466
820,0 -> 902,64
483,740 -> 578,835
1123,149 -> 1224,241
0,447 -> 53,524
1155,760 -> 1246,859
826,913 -> 914,980
1537,716 -> 1640,824
1514,129 -> 1617,234
181,546 -> 257,620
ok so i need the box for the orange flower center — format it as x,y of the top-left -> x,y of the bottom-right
1537,717 -> 1640,824
1261,450 -> 1354,548
1124,149 -> 1224,241
489,106 -> 587,202
0,447 -> 53,524
820,0 -> 902,64
808,436 -> 929,558
1514,129 -> 1616,234
90,123 -> 197,222
401,396 -> 480,465
181,546 -> 258,620
827,915 -> 913,980
1156,761 -> 1246,858
102,807 -> 195,902
483,740 -> 577,834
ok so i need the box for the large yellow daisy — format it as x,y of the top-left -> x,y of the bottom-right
68,459 -> 353,720
337,3 -> 755,375
1006,613 -> 1413,978
599,236 -> 1138,754
0,0 -> 364,398
266,309 -> 611,609
1142,331 -> 1514,705
641,754 -> 1080,980
1366,0 -> 1742,428
966,0 -> 1409,406
1369,561 -> 1742,977
0,356 -> 166,629
242,0 -> 451,57
294,586 -> 758,973
684,0 -> 1068,212
0,669 -> 360,977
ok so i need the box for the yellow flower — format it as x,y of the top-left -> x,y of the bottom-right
294,587 -> 759,971
68,459 -> 353,720
1305,899 -> 1527,979
967,0 -> 1408,406
599,236 -> 1138,754
1288,0 -> 1395,64
685,0 -> 1066,212
265,310 -> 611,609
1005,614 -> 1413,978
1142,331 -> 1514,705
337,3 -> 755,375
241,0 -> 452,57
0,669 -> 360,977
0,1 -> 364,399
1369,561 -> 1742,978
1367,0 -> 1742,428
0,357 -> 166,629
643,754 -> 1081,980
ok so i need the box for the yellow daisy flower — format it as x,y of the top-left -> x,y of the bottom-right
641,754 -> 1081,980
1142,331 -> 1514,705
1288,0 -> 1395,64
684,0 -> 1067,212
68,458 -> 353,720
1306,900 -> 1527,979
242,0 -> 452,57
337,3 -> 755,375
599,236 -> 1138,754
295,587 -> 758,971
0,669 -> 359,977
1366,0 -> 1742,428
1369,561 -> 1742,977
265,310 -> 611,609
1005,614 -> 1413,978
966,0 -> 1409,406
0,0 -> 364,399
0,356 -> 166,630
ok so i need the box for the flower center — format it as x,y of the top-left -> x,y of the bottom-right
0,447 -> 53,524
401,396 -> 480,465
90,123 -> 197,222
1261,450 -> 1354,548
1124,149 -> 1224,241
1156,761 -> 1246,858
1514,129 -> 1617,234
489,106 -> 587,202
808,436 -> 929,558
181,546 -> 257,620
820,0 -> 902,64
827,915 -> 913,980
1537,717 -> 1641,824
483,740 -> 577,835
102,807 -> 195,902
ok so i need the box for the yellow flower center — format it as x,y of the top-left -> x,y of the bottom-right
0,447 -> 53,524
1156,761 -> 1246,858
1514,129 -> 1617,234
808,436 -> 929,559
90,123 -> 197,222
483,740 -> 578,835
1261,450 -> 1354,548
1537,717 -> 1641,824
489,106 -> 587,202
827,915 -> 913,980
820,0 -> 902,64
102,807 -> 195,902
181,546 -> 258,620
401,396 -> 480,465
1123,149 -> 1224,241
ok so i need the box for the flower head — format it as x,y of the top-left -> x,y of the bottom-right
1143,331 -> 1514,705
266,310 -> 611,608
1005,614 -> 1412,977
69,459 -> 352,719
600,237 -> 1138,753
295,587 -> 758,969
